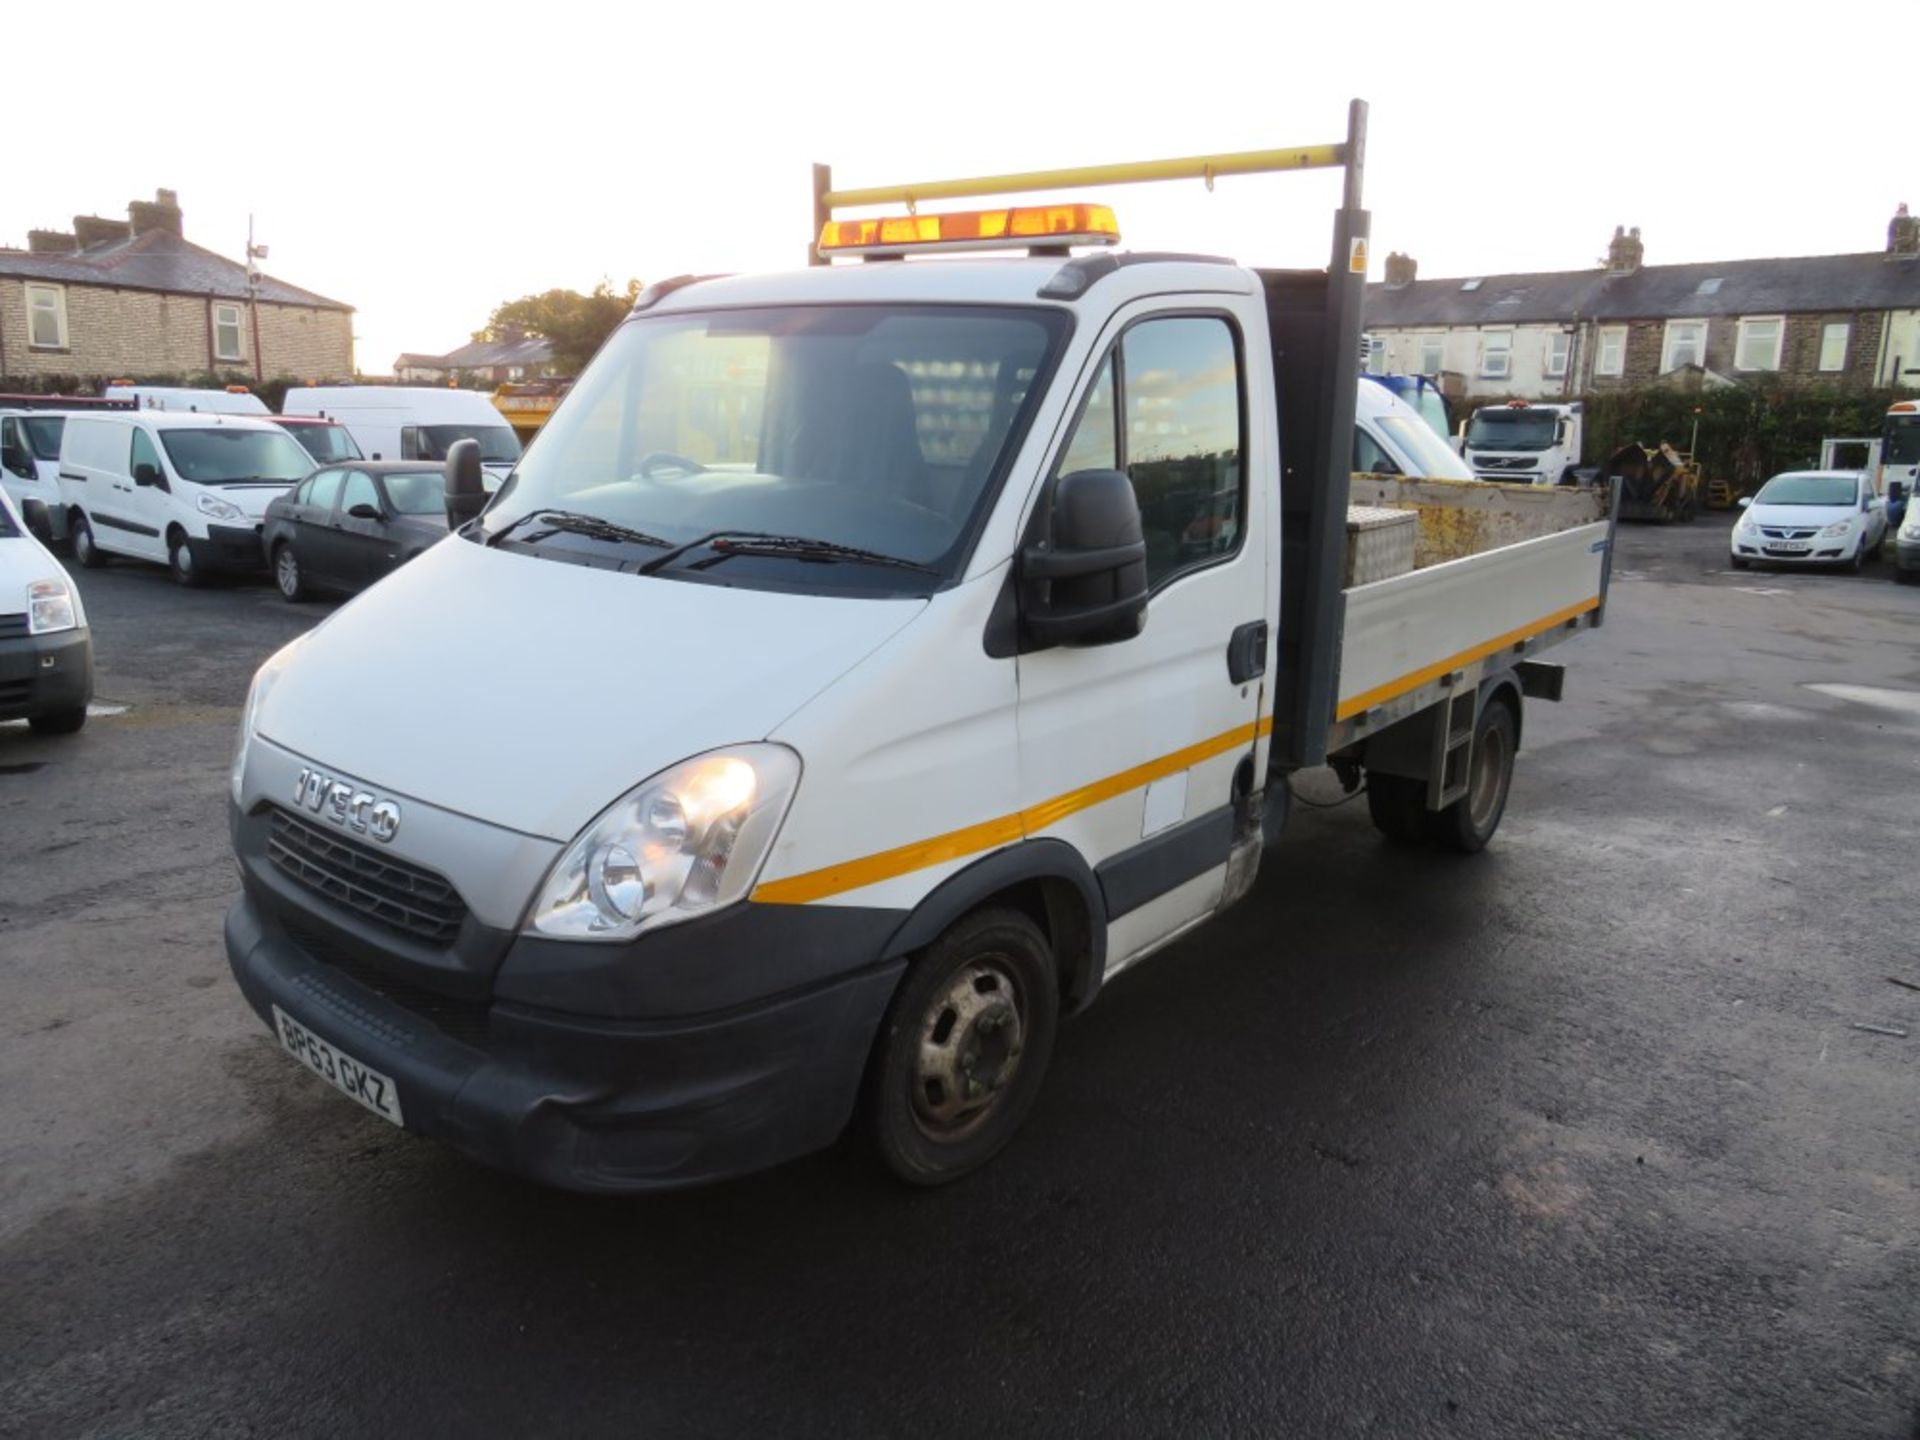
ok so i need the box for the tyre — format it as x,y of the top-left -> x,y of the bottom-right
70,514 -> 106,569
28,707 -> 87,736
1729,555 -> 1749,570
865,906 -> 1059,1186
1847,543 -> 1866,574
167,532 -> 203,588
1365,771 -> 1428,845
1898,566 -> 1918,586
1427,699 -> 1517,854
274,542 -> 308,602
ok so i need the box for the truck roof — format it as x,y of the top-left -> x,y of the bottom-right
647,256 -> 1257,314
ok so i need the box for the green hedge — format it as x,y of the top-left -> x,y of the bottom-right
1579,386 -> 1900,490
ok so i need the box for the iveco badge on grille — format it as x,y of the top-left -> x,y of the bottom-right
295,767 -> 402,843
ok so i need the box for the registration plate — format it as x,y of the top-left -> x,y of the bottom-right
1768,541 -> 1812,554
273,1005 -> 404,1126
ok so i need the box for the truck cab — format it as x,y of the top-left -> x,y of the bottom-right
225,106 -> 1614,1194
1464,400 -> 1584,485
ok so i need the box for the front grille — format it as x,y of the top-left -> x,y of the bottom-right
268,807 -> 467,946
279,911 -> 490,1046
1760,527 -> 1816,540
0,679 -> 29,705
0,613 -> 27,640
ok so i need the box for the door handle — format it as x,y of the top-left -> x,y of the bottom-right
1227,620 -> 1267,684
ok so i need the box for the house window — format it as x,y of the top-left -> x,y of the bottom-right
1661,319 -> 1708,373
1819,322 -> 1849,372
1480,330 -> 1512,380
25,284 -> 68,350
1734,316 -> 1783,373
213,303 -> 245,363
1365,336 -> 1386,375
1545,330 -> 1571,378
1595,326 -> 1627,377
1418,334 -> 1444,375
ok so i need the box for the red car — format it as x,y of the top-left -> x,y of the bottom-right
269,415 -> 362,465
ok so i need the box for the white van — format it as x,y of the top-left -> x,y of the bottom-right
103,385 -> 271,416
1354,381 -> 1475,481
1,409 -> 75,540
280,387 -> 522,482
58,413 -> 313,585
0,485 -> 92,734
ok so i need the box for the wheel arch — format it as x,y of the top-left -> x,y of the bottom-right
879,839 -> 1107,1016
1478,670 -> 1524,750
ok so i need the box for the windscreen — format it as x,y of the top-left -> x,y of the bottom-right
382,470 -> 447,515
480,305 -> 1064,593
22,416 -> 63,461
287,424 -> 362,464
0,497 -> 19,538
1753,473 -> 1858,506
158,427 -> 314,484
1376,414 -> 1473,480
1883,414 -> 1920,467
1467,408 -> 1559,451
420,425 -> 521,465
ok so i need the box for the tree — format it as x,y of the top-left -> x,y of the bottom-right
474,279 -> 643,376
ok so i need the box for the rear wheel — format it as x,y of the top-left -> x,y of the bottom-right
70,514 -> 106,569
1428,699 -> 1517,854
274,542 -> 308,602
28,707 -> 86,736
1365,772 -> 1428,845
168,532 -> 203,588
865,907 -> 1058,1186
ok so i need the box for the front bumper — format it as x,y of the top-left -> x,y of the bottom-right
0,627 -> 92,721
225,884 -> 906,1193
1731,532 -> 1861,564
190,522 -> 269,573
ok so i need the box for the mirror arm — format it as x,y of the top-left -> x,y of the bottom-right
1019,540 -> 1147,580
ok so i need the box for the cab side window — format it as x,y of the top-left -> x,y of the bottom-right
308,468 -> 345,514
341,471 -> 379,516
399,426 -> 423,460
130,427 -> 164,481
1051,316 -> 1245,589
1353,427 -> 1400,475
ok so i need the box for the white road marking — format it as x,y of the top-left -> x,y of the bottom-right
1804,683 -> 1920,719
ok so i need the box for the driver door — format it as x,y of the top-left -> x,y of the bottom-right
1015,301 -> 1272,977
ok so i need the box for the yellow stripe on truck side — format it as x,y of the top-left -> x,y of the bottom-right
752,595 -> 1598,907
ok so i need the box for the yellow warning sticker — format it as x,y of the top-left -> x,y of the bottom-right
1349,237 -> 1369,274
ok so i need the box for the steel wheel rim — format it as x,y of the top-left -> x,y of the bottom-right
910,959 -> 1027,1140
276,548 -> 298,595
1468,724 -> 1508,832
75,527 -> 90,562
174,542 -> 192,577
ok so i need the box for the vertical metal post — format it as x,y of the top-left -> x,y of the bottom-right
809,164 -> 832,267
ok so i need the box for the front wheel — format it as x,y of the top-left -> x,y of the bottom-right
71,514 -> 106,569
168,534 -> 204,588
1428,699 -> 1517,854
28,707 -> 87,736
865,907 -> 1059,1186
1729,555 -> 1749,570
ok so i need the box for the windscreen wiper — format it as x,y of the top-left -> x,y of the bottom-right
639,530 -> 937,576
485,509 -> 672,549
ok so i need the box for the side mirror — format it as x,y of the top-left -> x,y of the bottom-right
444,438 -> 487,526
1,444 -> 29,478
1020,468 -> 1148,647
1736,496 -> 1752,509
20,497 -> 53,543
347,502 -> 384,521
132,461 -> 165,488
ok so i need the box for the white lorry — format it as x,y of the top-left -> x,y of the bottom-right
280,386 -> 522,484
1464,400 -> 1584,486
225,104 -> 1616,1193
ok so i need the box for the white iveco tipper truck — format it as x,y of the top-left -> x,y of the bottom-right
225,102 -> 1617,1192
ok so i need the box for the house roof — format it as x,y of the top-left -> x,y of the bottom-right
1366,251 -> 1920,329
0,227 -> 350,311
434,335 -> 554,369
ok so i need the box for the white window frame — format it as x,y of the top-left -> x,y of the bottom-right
1417,333 -> 1444,375
1480,329 -> 1513,380
1661,318 -> 1708,374
1366,336 -> 1386,375
1818,322 -> 1849,373
1544,329 -> 1571,379
24,283 -> 68,350
1734,315 -> 1784,373
1594,326 -> 1627,377
213,302 -> 245,363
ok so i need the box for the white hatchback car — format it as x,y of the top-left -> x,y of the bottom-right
0,486 -> 92,735
1730,470 -> 1887,572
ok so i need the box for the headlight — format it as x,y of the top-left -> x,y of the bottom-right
197,492 -> 244,523
526,744 -> 801,941
230,638 -> 303,805
1736,513 -> 1759,535
1818,520 -> 1855,538
26,577 -> 76,635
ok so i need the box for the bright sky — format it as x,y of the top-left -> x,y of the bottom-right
11,1 -> 1902,376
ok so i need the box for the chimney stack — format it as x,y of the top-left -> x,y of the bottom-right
73,214 -> 133,249
1888,203 -> 1919,259
1606,225 -> 1644,275
127,188 -> 183,238
26,229 -> 78,254
1383,251 -> 1418,288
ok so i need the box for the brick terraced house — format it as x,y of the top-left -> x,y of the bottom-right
1364,212 -> 1920,401
0,190 -> 352,383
